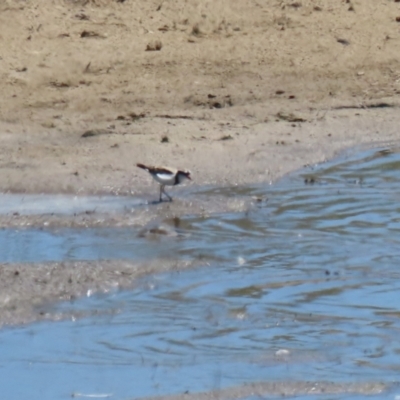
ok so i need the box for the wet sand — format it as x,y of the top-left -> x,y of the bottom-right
140,380 -> 389,400
0,259 -> 200,327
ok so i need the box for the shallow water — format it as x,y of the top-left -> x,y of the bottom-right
0,227 -> 183,263
0,193 -> 141,215
2,147 -> 400,399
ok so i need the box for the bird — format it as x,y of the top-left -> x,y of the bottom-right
136,163 -> 192,202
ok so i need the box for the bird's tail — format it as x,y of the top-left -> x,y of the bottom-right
136,163 -> 149,171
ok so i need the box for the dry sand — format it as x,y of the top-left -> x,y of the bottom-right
1,0 -> 400,195
0,1 -> 400,396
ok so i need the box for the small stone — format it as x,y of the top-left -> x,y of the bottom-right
146,40 -> 162,51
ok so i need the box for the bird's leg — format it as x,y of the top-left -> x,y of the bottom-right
162,186 -> 172,202
159,185 -> 164,202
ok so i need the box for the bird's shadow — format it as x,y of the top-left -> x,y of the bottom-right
147,198 -> 173,205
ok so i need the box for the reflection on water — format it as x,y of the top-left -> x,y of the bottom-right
0,228 -> 183,263
1,148 -> 400,399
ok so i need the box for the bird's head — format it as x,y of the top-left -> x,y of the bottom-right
177,170 -> 192,183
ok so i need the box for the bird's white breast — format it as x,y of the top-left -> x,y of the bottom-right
152,172 -> 176,186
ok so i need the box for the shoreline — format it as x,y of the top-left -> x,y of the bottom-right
0,104 -> 399,196
0,117 -> 397,328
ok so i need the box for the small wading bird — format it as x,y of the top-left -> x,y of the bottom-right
136,163 -> 192,202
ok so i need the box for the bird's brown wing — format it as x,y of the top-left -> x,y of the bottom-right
137,164 -> 177,175
152,167 -> 176,175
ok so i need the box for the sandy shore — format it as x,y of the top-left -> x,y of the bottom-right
0,103 -> 398,325
1,0 -> 400,320
0,2 -> 400,396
